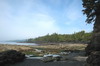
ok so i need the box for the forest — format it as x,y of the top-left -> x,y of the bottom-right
26,31 -> 92,44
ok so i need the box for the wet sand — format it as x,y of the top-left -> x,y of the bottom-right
6,59 -> 86,66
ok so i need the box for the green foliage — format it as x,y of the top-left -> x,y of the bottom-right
82,0 -> 100,23
26,38 -> 34,43
26,31 -> 92,43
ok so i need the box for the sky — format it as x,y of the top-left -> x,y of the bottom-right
0,0 -> 93,41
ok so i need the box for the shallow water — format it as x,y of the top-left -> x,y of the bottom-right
0,41 -> 38,46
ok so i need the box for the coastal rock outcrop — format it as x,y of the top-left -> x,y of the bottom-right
0,50 -> 25,65
85,44 -> 100,55
86,51 -> 100,66
85,32 -> 100,66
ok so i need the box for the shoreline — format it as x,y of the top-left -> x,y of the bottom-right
0,43 -> 87,66
0,43 -> 87,52
0,43 -> 87,57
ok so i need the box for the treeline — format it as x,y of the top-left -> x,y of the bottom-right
26,31 -> 92,44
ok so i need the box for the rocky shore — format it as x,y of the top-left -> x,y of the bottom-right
0,50 -> 25,66
5,51 -> 87,66
0,44 -> 87,66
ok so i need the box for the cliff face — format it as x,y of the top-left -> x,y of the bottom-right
86,51 -> 100,66
85,12 -> 100,66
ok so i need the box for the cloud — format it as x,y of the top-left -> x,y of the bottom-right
63,0 -> 91,29
0,0 -> 60,41
47,0 -> 61,6
8,13 -> 60,40
65,0 -> 83,21
0,0 -> 93,41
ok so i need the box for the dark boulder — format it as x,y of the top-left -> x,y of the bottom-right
0,50 -> 25,65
